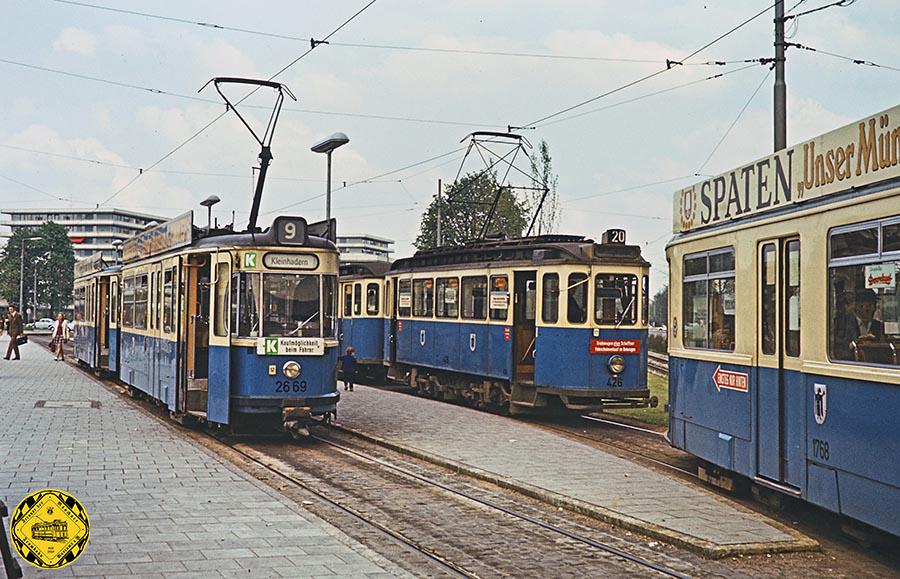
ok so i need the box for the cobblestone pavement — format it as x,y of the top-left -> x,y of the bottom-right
0,338 -> 396,578
335,386 -> 813,555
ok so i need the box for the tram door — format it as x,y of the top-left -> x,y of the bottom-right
183,255 -> 211,416
513,271 -> 537,383
756,238 -> 802,489
97,278 -> 110,367
389,279 -> 398,363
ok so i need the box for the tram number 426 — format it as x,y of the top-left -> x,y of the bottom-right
275,380 -> 308,394
812,438 -> 830,461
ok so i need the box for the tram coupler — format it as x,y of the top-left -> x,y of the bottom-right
282,405 -> 312,439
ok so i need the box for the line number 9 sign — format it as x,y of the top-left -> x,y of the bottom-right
275,217 -> 308,245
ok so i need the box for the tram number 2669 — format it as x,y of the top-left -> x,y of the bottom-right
812,438 -> 830,461
275,380 -> 308,394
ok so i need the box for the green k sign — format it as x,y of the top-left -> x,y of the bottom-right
264,337 -> 279,355
243,252 -> 258,269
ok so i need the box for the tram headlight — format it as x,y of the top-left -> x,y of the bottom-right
282,361 -> 302,379
608,355 -> 626,375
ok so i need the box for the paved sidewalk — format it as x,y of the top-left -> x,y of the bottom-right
0,338 -> 396,578
336,386 -> 817,558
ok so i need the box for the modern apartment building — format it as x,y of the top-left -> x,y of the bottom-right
1,208 -> 168,261
336,233 -> 394,263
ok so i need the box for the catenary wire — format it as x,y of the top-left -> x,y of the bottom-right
696,66 -> 774,174
0,172 -> 67,201
788,42 -> 900,73
96,0 -> 379,206
521,1 -> 780,128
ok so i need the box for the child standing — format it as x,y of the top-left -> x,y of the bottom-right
338,347 -> 357,391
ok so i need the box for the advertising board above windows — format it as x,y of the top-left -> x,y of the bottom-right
674,104 -> 900,233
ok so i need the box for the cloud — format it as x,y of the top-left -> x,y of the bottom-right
52,27 -> 96,56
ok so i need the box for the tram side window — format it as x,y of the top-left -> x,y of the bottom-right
642,275 -> 649,326
413,279 -> 434,317
323,275 -> 337,339
489,275 -> 509,321
366,283 -> 379,315
436,277 -> 459,318
74,287 -> 85,324
542,273 -> 559,324
398,279 -> 412,317
110,282 -> 117,325
163,268 -> 174,333
461,276 -> 487,320
567,273 -> 588,324
828,219 -> 900,366
213,263 -> 229,337
122,277 -> 134,328
231,272 -> 260,337
595,274 -> 637,326
263,274 -> 320,337
353,283 -> 362,316
682,248 -> 735,351
134,275 -> 148,329
343,284 -> 353,317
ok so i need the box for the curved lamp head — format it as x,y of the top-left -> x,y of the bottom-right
311,132 -> 350,154
200,195 -> 221,208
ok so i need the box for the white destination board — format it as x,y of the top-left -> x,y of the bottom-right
256,337 -> 325,356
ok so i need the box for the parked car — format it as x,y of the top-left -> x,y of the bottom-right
33,318 -> 55,330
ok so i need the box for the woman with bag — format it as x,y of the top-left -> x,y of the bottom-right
50,312 -> 69,361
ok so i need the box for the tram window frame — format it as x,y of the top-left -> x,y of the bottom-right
489,275 -> 509,321
353,283 -> 362,316
461,276 -> 487,320
413,278 -> 435,318
163,268 -> 174,333
681,248 -> 735,352
122,277 -> 134,328
366,283 -> 379,316
828,216 -> 900,367
594,274 -> 638,326
110,281 -> 117,325
566,273 -> 589,324
642,275 -> 650,326
398,279 -> 412,317
323,274 -> 337,339
262,273 -> 321,338
134,274 -> 148,329
785,240 -> 801,357
213,263 -> 229,338
436,277 -> 459,319
230,272 -> 260,338
541,273 -> 560,324
384,279 -> 392,317
761,243 -> 777,355
343,284 -> 353,317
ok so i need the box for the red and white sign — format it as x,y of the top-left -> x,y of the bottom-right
397,320 -> 403,332
712,365 -> 749,393
590,339 -> 640,355
504,326 -> 511,341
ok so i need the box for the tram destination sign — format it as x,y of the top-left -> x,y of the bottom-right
263,252 -> 319,270
675,103 -> 900,233
123,211 -> 193,263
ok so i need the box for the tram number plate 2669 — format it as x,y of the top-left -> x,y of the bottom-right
812,438 -> 830,461
275,380 -> 308,394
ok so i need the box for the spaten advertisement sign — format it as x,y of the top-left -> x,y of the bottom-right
123,211 -> 193,263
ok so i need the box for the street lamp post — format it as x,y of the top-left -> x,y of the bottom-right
19,236 -> 41,319
311,132 -> 350,240
200,195 -> 221,231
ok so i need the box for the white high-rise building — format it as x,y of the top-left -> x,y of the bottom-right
336,233 -> 394,263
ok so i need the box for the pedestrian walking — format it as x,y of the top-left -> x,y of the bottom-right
50,312 -> 70,361
4,305 -> 23,360
338,347 -> 357,392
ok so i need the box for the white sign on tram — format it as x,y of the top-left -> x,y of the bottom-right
257,337 -> 325,356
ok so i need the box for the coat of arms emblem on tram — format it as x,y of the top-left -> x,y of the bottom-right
813,383 -> 827,425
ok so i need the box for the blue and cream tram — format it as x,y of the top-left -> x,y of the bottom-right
110,212 -> 340,435
668,104 -> 900,536
384,231 -> 654,414
338,262 -> 390,380
73,255 -> 121,376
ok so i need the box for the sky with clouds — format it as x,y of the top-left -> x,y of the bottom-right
2,0 -> 899,292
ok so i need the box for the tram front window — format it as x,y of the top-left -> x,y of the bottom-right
231,272 -> 260,337
263,274 -> 321,337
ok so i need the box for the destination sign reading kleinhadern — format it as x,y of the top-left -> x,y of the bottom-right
262,252 -> 319,270
675,104 -> 900,233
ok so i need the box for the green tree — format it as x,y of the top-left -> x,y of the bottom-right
415,171 -> 528,250
0,222 -> 75,317
527,139 -> 561,235
650,285 -> 668,326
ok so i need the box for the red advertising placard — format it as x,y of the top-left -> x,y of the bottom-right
590,339 -> 641,354
712,365 -> 749,393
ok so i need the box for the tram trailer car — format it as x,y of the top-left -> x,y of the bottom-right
338,262 -> 391,381
73,256 -> 121,377
668,104 -> 900,536
76,212 -> 341,436
385,231 -> 655,414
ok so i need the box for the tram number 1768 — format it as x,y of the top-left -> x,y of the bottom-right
275,380 -> 308,394
812,438 -> 830,461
